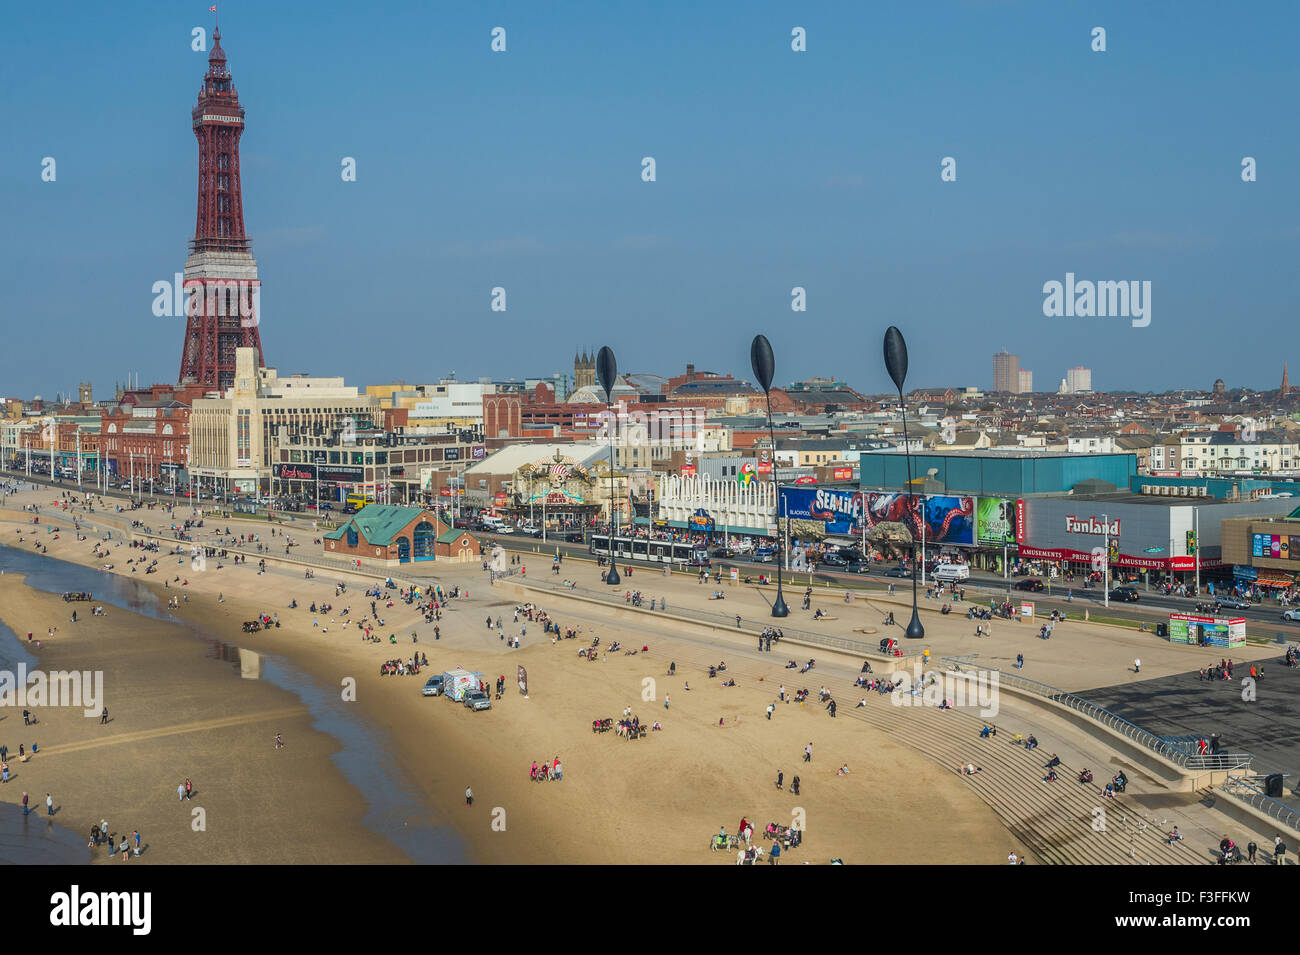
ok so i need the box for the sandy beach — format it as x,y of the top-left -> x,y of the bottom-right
0,485 -> 1032,863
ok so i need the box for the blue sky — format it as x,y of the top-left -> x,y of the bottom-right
2,0 -> 1296,399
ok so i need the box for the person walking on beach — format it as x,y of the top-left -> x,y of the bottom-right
46,792 -> 53,816
133,830 -> 141,856
1133,657 -> 1141,674
775,771 -> 784,790
664,693 -> 670,710
465,786 -> 473,807
804,742 -> 813,763
274,733 -> 284,749
21,792 -> 28,815
766,702 -> 774,721
100,706 -> 108,725
185,778 -> 193,800
177,782 -> 185,802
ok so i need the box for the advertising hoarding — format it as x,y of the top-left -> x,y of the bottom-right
976,497 -> 1016,545
921,495 -> 975,546
1168,613 -> 1246,648
779,486 -> 864,535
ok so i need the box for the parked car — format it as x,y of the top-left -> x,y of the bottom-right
1282,608 -> 1300,622
883,566 -> 911,578
463,690 -> 492,711
422,675 -> 444,697
820,552 -> 848,567
1107,587 -> 1140,602
1014,579 -> 1045,592
563,531 -> 585,543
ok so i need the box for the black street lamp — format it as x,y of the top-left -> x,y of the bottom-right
597,345 -> 621,586
883,326 -> 924,640
750,334 -> 788,618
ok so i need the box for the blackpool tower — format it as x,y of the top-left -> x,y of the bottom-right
178,24 -> 265,391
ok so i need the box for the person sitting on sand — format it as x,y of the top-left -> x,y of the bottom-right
837,763 -> 850,776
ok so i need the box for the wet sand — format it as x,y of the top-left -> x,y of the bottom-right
0,575 -> 406,864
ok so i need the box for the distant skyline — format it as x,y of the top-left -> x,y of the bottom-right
3,1 -> 1297,399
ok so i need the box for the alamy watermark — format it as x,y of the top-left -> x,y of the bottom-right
152,274 -> 260,327
0,665 -> 104,717
594,401 -> 707,452
1042,273 -> 1150,328
890,663 -> 999,718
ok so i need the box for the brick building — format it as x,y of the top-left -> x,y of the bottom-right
324,504 -> 480,568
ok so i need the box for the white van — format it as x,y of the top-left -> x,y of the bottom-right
933,564 -> 970,582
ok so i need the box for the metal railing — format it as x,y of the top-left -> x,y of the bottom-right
515,576 -> 925,659
129,529 -> 446,586
1217,775 -> 1300,834
941,657 -> 1255,773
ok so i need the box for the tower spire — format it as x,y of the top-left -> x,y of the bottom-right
178,21 -> 265,391
1282,362 -> 1290,398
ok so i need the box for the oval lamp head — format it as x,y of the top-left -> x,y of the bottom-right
596,346 -> 617,403
883,326 -> 909,394
750,334 -> 775,394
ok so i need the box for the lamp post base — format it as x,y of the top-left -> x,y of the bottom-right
606,565 -> 620,586
772,591 -> 789,618
904,608 -> 925,639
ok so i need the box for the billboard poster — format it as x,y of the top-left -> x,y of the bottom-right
688,508 -> 714,533
862,492 -> 922,538
517,665 -> 528,697
921,496 -> 975,546
976,497 -> 1016,545
780,486 -> 864,535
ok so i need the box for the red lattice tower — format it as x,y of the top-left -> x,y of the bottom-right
178,24 -> 265,390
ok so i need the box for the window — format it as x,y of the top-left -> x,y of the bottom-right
346,526 -> 359,548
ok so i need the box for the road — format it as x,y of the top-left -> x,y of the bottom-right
481,530 -> 1300,639
14,467 -> 1295,638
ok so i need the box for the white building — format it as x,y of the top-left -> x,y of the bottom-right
655,473 -> 776,537
1066,366 -> 1093,394
1149,431 -> 1299,476
189,348 -> 380,493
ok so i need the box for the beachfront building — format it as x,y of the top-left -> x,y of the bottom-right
2,415 -> 103,481
189,348 -> 381,496
654,473 -> 777,539
323,504 -> 481,567
270,422 -> 485,506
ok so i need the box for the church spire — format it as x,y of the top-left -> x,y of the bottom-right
1282,362 -> 1290,398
